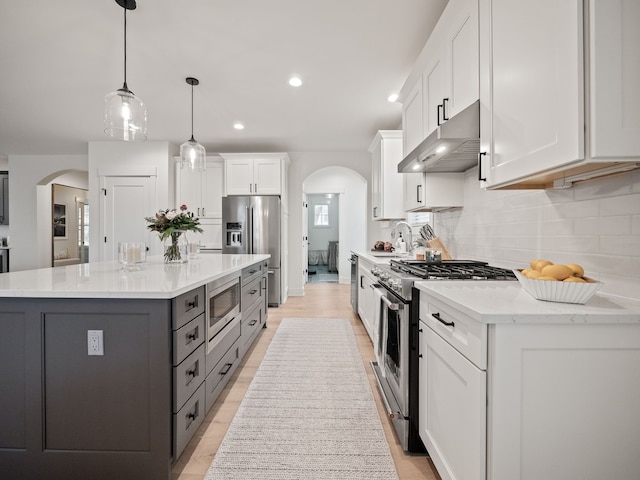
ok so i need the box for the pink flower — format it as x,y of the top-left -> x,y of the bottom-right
180,204 -> 188,211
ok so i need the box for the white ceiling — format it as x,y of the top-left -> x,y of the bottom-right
0,0 -> 447,157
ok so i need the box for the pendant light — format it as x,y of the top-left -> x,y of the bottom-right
180,77 -> 206,171
104,0 -> 147,141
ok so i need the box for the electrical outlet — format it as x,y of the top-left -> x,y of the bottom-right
87,330 -> 104,356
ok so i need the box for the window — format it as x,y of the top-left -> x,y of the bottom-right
314,204 -> 329,226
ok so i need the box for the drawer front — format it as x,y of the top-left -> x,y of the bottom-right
205,342 -> 240,413
242,261 -> 266,285
173,286 -> 205,329
173,313 -> 205,365
242,302 -> 263,347
173,344 -> 205,412
173,384 -> 205,460
241,275 -> 263,313
206,317 -> 241,376
419,295 -> 487,370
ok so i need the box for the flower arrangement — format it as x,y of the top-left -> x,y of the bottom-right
145,205 -> 203,262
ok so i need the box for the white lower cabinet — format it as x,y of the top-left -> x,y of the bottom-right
419,291 -> 640,480
419,321 -> 486,480
357,262 -> 377,343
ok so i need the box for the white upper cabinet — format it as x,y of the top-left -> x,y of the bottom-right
589,0 -> 640,158
404,172 -> 464,212
424,0 -> 479,135
175,156 -> 224,218
399,0 -> 479,158
369,130 -> 404,220
479,0 -> 640,189
222,153 -> 287,196
402,79 -> 425,156
479,0 -> 584,188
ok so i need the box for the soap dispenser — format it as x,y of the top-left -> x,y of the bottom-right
396,232 -> 406,254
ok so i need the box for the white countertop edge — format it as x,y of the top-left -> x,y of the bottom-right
415,280 -> 640,324
0,254 -> 271,299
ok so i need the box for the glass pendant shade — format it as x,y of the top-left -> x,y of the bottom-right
180,137 -> 206,171
104,86 -> 148,141
180,77 -> 206,171
104,0 -> 147,141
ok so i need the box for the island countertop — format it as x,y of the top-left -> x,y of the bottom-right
0,254 -> 270,299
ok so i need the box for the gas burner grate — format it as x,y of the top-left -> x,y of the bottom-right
389,259 -> 517,280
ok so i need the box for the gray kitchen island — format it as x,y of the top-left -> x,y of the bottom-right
0,253 -> 270,480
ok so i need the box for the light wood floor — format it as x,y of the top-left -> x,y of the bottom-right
171,283 -> 442,480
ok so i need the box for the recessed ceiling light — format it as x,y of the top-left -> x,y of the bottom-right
233,122 -> 245,130
288,76 -> 302,87
387,93 -> 399,103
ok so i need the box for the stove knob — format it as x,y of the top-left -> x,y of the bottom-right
379,273 -> 389,282
371,267 -> 380,276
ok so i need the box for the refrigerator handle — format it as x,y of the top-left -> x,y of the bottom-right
250,206 -> 255,254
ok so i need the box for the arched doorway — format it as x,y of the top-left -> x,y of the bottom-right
302,166 -> 367,288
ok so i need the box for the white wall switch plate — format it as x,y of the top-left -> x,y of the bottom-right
87,330 -> 104,355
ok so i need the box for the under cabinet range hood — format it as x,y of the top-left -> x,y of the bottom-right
398,100 -> 480,174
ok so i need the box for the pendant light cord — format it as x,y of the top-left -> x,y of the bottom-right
190,82 -> 195,141
122,6 -> 128,90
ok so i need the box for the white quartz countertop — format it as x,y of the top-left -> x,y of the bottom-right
0,254 -> 270,299
354,251 -> 407,265
416,281 -> 640,324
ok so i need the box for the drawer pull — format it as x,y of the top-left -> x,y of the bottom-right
248,319 -> 258,326
185,297 -> 199,310
185,361 -> 199,380
249,289 -> 258,295
219,362 -> 233,375
432,312 -> 454,327
185,402 -> 199,429
186,327 -> 199,343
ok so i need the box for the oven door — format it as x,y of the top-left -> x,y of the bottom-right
379,291 -> 410,418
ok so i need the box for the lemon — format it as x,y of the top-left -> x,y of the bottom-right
532,259 -> 553,272
541,264 -> 574,280
567,263 -> 584,277
564,276 -> 586,283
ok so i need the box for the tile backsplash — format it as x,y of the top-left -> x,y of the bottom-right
435,168 -> 640,300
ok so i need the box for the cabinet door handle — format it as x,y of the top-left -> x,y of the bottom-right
373,206 -> 378,218
201,207 -> 205,216
219,362 -> 233,375
432,312 -> 454,327
249,319 -> 258,326
437,103 -> 443,126
417,184 -> 422,203
442,97 -> 449,121
254,183 -> 257,192
478,152 -> 487,181
360,275 -> 364,289
249,183 -> 252,193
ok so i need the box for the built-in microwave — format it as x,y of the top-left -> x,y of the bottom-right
206,274 -> 241,353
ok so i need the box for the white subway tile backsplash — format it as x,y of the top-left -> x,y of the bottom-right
437,169 -> 640,299
600,193 -> 640,216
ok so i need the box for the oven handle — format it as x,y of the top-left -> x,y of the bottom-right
381,294 -> 402,311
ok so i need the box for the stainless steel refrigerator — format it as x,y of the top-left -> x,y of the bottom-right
222,195 -> 281,306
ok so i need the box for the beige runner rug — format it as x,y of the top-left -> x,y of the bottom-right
205,317 -> 399,480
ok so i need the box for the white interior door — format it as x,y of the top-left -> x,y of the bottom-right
100,176 -> 156,262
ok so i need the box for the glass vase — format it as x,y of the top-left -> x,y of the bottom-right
163,230 -> 189,263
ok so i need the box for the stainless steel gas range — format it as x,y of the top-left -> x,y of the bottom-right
370,259 -> 516,453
